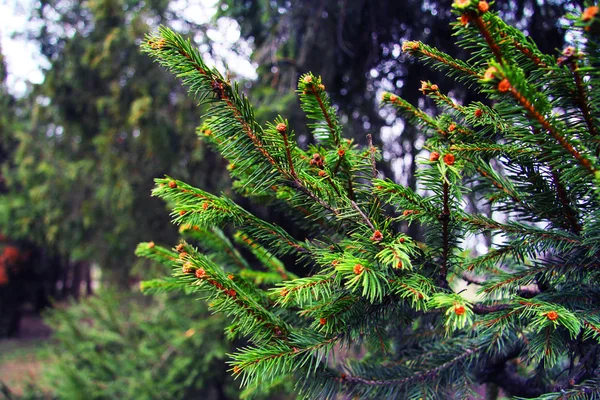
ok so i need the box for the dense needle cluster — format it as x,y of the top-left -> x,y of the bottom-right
137,2 -> 600,398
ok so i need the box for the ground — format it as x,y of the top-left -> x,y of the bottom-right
0,312 -> 52,397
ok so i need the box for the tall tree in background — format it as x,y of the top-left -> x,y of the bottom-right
1,0 -> 231,286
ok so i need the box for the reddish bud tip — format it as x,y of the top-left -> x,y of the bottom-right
547,311 -> 559,321
443,153 -> 456,166
478,1 -> 489,13
353,264 -> 365,275
195,268 -> 207,279
276,122 -> 287,134
498,79 -> 511,93
371,230 -> 384,241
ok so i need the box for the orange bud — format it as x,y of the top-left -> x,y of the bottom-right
168,180 -> 177,188
547,311 -> 559,321
498,79 -> 511,93
443,153 -> 456,166
195,268 -> 207,279
478,1 -> 489,13
582,6 -> 599,21
454,305 -> 466,316
353,264 -> 365,275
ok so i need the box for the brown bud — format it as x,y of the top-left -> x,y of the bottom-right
276,122 -> 287,134
168,181 -> 177,188
370,230 -> 383,241
148,241 -> 155,249
430,151 -> 440,162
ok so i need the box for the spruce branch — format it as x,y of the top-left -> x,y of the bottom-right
568,58 -> 598,138
497,73 -> 597,175
469,12 -> 503,62
440,181 -> 451,289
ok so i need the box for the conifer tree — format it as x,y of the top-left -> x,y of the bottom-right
139,2 -> 600,398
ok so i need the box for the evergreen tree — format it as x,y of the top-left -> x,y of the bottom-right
140,2 -> 600,398
0,0 -> 231,286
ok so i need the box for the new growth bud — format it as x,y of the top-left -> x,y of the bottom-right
276,122 -> 287,134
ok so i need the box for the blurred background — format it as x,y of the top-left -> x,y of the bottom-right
0,0 -> 583,398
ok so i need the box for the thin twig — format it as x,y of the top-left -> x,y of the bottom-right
351,200 -> 376,231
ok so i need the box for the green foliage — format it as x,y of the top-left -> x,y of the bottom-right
140,2 -> 600,398
41,291 -> 237,400
0,0 -> 230,284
